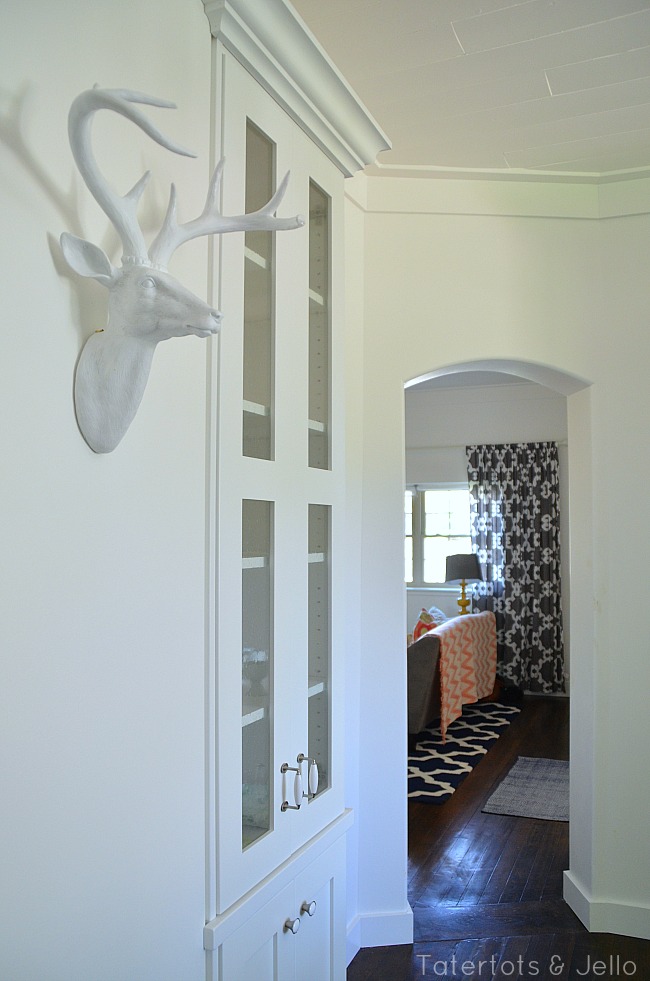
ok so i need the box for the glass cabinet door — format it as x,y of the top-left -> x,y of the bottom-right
243,123 -> 275,460
308,182 -> 331,470
242,499 -> 273,847
308,504 -> 330,796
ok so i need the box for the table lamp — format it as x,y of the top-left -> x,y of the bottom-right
445,553 -> 483,615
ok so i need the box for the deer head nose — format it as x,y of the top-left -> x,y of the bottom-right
210,310 -> 223,331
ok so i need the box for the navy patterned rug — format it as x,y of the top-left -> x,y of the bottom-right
408,702 -> 521,804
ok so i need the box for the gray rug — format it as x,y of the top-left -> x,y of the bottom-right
482,756 -> 569,821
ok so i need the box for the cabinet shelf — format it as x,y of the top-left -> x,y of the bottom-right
308,419 -> 326,433
242,700 -> 267,727
243,400 -> 270,418
309,288 -> 325,307
308,679 -> 326,698
244,245 -> 270,270
242,556 -> 267,570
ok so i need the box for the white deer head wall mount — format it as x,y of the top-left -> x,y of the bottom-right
61,87 -> 304,453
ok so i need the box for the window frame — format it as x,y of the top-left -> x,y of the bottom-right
405,483 -> 472,588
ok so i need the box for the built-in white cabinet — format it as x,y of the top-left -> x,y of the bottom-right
212,833 -> 347,981
210,48 -> 347,915
201,2 -> 388,977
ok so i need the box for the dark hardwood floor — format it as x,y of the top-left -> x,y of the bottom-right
347,696 -> 650,980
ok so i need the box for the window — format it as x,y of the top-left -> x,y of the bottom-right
405,486 -> 471,585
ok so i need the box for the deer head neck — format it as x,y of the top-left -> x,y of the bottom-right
61,86 -> 303,453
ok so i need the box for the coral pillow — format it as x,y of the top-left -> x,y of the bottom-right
413,609 -> 436,642
412,606 -> 448,643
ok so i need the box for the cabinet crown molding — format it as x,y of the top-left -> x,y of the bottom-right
202,0 -> 390,176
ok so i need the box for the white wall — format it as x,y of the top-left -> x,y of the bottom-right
1,3 -> 212,978
405,380 -> 568,483
353,176 -> 650,941
404,381 -> 571,684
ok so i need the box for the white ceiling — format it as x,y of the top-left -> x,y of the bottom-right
291,0 -> 650,181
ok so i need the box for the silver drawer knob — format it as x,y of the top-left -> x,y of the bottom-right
301,900 -> 317,917
284,916 -> 301,935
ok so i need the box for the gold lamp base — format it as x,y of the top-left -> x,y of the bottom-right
457,579 -> 471,615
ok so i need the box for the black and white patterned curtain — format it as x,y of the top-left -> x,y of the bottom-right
466,442 -> 565,693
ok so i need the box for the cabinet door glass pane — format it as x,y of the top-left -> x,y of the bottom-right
308,183 -> 330,470
243,123 -> 275,460
242,499 -> 273,847
308,505 -> 330,795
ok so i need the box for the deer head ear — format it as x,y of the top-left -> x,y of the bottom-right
60,233 -> 116,286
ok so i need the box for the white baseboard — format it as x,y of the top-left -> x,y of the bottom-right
563,870 -> 591,928
564,871 -> 650,940
346,906 -> 414,964
346,915 -> 362,966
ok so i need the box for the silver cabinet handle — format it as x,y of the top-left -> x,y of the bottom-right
297,753 -> 319,800
301,900 -> 317,917
280,762 -> 302,812
281,754 -> 319,810
308,761 -> 319,796
284,916 -> 301,935
293,770 -> 303,807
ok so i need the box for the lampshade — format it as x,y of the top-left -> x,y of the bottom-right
445,552 -> 483,584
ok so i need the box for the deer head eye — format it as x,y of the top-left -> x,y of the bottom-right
140,276 -> 156,289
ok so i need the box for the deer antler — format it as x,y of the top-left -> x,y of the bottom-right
62,84 -> 305,454
67,87 -> 196,263
68,88 -> 304,269
149,160 -> 305,267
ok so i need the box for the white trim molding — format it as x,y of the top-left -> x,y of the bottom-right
201,0 -> 390,177
347,906 -> 414,966
364,161 -> 650,185
564,871 -> 650,942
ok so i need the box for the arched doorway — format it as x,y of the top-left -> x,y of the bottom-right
404,358 -> 594,930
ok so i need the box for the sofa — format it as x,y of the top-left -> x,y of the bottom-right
407,611 -> 498,738
407,630 -> 442,735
